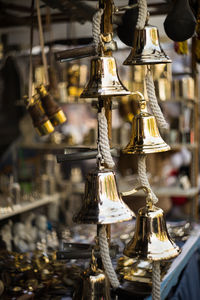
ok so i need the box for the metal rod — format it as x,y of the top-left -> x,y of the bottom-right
55,44 -> 96,62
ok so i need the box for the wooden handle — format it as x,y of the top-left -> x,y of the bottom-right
55,44 -> 96,62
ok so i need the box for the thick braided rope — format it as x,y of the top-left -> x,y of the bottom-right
98,109 -> 115,168
136,0 -> 148,30
138,154 -> 158,204
99,225 -> 120,289
152,261 -> 161,300
145,71 -> 169,130
92,9 -> 104,53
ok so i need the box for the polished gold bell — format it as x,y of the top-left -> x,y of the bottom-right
123,24 -> 171,65
81,56 -> 131,98
73,168 -> 134,224
123,96 -> 170,154
73,251 -> 110,300
124,204 -> 180,261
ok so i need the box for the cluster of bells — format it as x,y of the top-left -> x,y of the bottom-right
25,84 -> 66,136
71,21 -> 180,298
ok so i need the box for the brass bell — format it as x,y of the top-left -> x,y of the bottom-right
123,95 -> 170,154
73,251 -> 110,300
73,168 -> 134,224
124,204 -> 180,261
37,84 -> 67,126
24,94 -> 54,136
81,56 -> 131,98
123,24 -> 171,65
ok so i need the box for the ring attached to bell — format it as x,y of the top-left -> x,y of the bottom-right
123,95 -> 170,154
73,168 -> 134,224
123,24 -> 171,65
81,56 -> 131,98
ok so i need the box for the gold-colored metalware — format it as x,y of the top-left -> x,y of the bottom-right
76,251 -> 110,300
81,56 -> 131,98
73,168 -> 134,224
123,204 -> 180,261
123,94 -> 170,154
123,25 -> 171,65
25,94 -> 54,136
37,84 -> 67,126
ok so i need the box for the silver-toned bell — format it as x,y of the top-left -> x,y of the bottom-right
123,24 -> 171,65
123,204 -> 180,261
81,56 -> 131,98
123,96 -> 170,154
73,168 -> 134,224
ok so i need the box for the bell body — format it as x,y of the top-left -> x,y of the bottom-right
124,205 -> 180,261
123,25 -> 171,65
123,111 -> 170,154
81,56 -> 131,98
81,271 -> 110,300
73,168 -> 134,224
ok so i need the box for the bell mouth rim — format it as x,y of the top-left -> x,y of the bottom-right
123,247 -> 181,261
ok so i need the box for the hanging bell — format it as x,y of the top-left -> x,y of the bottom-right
123,96 -> 170,154
37,84 -> 67,126
124,204 -> 180,261
73,251 -> 110,300
81,56 -> 131,98
73,168 -> 134,224
24,94 -> 54,136
123,24 -> 171,65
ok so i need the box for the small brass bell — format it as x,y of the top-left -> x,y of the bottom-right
73,251 -> 110,300
123,24 -> 171,65
81,56 -> 131,98
24,94 -> 54,136
37,84 -> 67,126
123,95 -> 170,154
73,168 -> 134,224
124,204 -> 180,261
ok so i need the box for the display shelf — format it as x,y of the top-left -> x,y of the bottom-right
0,193 -> 60,221
132,186 -> 199,198
169,143 -> 198,151
146,225 -> 200,300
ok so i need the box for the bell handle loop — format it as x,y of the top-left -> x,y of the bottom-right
121,185 -> 153,204
131,91 -> 144,100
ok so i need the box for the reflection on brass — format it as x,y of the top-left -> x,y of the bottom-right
81,56 -> 131,98
73,168 -> 134,224
124,205 -> 180,261
123,94 -> 170,154
79,251 -> 111,300
35,120 -> 55,136
123,25 -> 171,65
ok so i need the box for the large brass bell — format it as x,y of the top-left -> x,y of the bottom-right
81,56 -> 131,98
123,24 -> 171,65
123,95 -> 170,154
73,168 -> 134,224
124,203 -> 180,261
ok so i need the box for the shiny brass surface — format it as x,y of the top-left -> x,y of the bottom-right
123,25 -> 171,65
123,98 -> 170,154
123,205 -> 180,261
81,56 -> 131,98
73,168 -> 134,224
80,251 -> 110,300
35,119 -> 54,136
50,109 -> 67,126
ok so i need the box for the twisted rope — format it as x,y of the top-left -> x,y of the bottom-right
98,108 -> 115,168
138,154 -> 158,204
99,225 -> 120,289
92,9 -> 104,53
152,261 -> 161,300
136,0 -> 148,30
36,0 -> 49,86
145,70 -> 169,130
